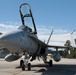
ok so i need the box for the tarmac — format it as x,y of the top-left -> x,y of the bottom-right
0,58 -> 76,75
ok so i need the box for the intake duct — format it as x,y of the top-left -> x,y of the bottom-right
39,47 -> 46,55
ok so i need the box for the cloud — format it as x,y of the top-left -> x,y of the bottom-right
38,32 -> 71,46
0,23 -> 19,33
37,25 -> 71,46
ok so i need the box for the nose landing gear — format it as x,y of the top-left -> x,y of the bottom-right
21,62 -> 31,71
20,53 -> 31,71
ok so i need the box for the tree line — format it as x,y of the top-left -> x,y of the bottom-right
59,40 -> 76,58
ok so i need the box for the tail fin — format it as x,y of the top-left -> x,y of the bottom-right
70,30 -> 76,46
71,37 -> 76,47
47,29 -> 54,45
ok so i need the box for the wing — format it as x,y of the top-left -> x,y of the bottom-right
47,45 -> 68,49
28,34 -> 70,49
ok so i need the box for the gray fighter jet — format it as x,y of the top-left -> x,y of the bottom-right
0,3 -> 72,70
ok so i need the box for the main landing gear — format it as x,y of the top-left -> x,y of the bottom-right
42,56 -> 53,67
20,53 -> 31,71
48,60 -> 53,67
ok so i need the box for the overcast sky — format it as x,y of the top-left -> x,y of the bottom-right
0,0 -> 76,46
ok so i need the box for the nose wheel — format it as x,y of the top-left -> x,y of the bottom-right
22,62 -> 25,70
28,63 -> 31,70
21,53 -> 31,71
20,60 -> 24,67
21,62 -> 31,71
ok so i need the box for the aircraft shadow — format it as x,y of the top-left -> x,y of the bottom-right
16,64 -> 76,75
41,64 -> 76,75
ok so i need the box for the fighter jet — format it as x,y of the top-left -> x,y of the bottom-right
0,3 -> 73,71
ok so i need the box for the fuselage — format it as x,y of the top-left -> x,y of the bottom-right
0,26 -> 38,54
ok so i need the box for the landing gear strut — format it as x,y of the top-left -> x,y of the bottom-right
42,56 -> 53,67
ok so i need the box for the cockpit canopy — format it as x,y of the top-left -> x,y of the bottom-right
19,3 -> 37,34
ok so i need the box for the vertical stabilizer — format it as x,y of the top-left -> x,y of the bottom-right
47,29 -> 54,45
